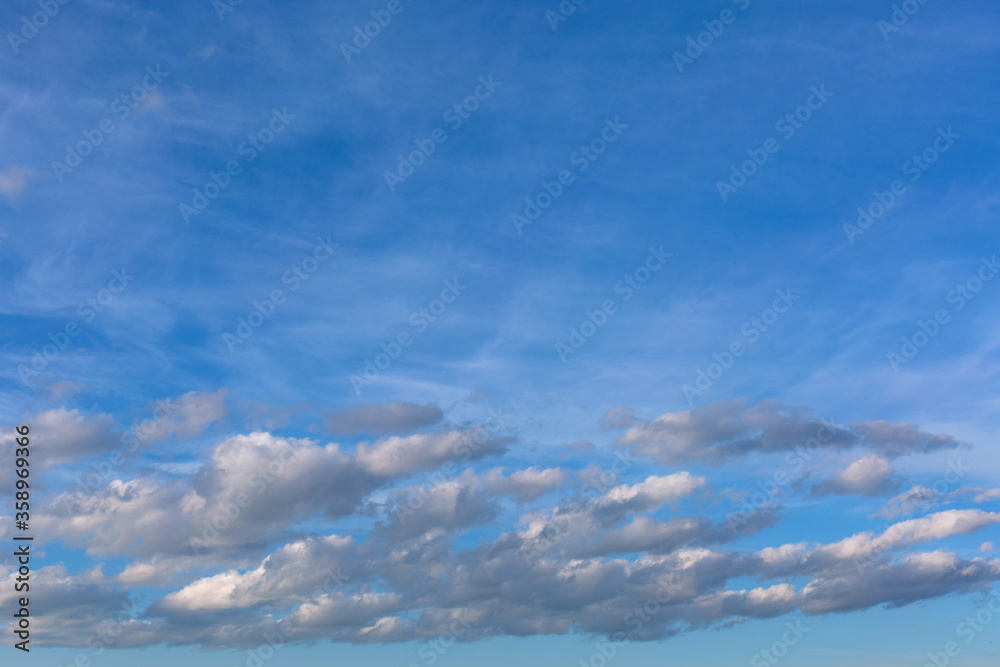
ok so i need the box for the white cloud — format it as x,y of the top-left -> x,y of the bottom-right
484,466 -> 565,501
596,472 -> 707,513
355,430 -> 506,476
812,455 -> 899,497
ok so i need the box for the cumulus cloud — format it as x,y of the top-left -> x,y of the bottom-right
17,398 -> 1000,650
380,478 -> 499,542
40,433 -> 375,558
155,535 -> 354,614
38,423 -> 510,559
0,564 -> 139,648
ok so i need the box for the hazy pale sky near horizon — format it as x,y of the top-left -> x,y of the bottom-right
1,0 -> 1000,666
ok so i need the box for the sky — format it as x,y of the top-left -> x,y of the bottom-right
1,0 -> 999,665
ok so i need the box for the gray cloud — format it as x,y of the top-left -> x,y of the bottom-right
15,399 -> 999,651
326,402 -> 444,436
1,408 -> 117,468
615,399 -> 966,465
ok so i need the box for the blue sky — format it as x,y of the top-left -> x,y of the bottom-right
1,0 -> 1000,665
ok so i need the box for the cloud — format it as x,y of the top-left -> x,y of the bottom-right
600,406 -> 639,430
112,559 -> 183,587
849,421 -> 971,458
40,433 -> 376,558
876,483 -> 1000,519
355,430 -> 509,477
2,409 -> 117,468
749,510 -> 1000,578
136,390 -> 229,441
187,432 -> 379,542
326,402 -> 444,435
800,552 -> 1000,614
876,485 -> 945,519
484,467 -> 565,501
380,478 -> 499,542
616,400 -> 965,465
595,473 -> 708,515
0,391 -> 226,472
0,564 -> 138,648
18,401 -> 999,650
38,423 -> 511,559
42,380 -> 86,400
975,489 -> 1000,503
155,535 -> 354,614
812,455 -> 900,497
